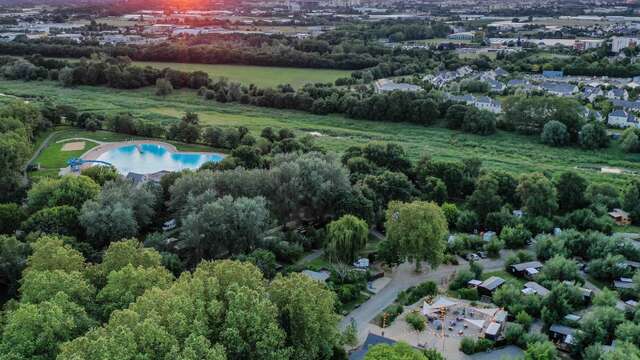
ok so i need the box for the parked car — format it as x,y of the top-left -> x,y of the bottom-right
466,253 -> 480,261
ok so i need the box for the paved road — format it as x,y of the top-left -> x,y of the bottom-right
299,249 -> 324,264
340,253 -> 509,343
23,131 -> 56,172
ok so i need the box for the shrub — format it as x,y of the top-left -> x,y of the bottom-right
460,337 -> 476,355
515,310 -> 533,330
377,304 -> 404,327
541,120 -> 569,146
460,337 -> 494,354
500,224 -> 532,249
483,237 -> 504,258
469,261 -> 483,279
475,338 -> 494,352
504,323 -> 526,347
458,287 -> 479,301
441,203 -> 459,227
405,312 -> 426,331
396,281 -> 438,306
456,210 -> 479,233
449,270 -> 475,291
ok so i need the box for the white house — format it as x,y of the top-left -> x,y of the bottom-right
448,31 -> 475,41
608,109 -> 639,128
612,36 -> 638,53
607,88 -> 629,101
486,79 -> 506,93
541,82 -> 578,96
582,86 -> 604,103
475,96 -> 502,113
374,79 -> 423,93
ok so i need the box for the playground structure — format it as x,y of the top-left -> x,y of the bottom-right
66,158 -> 112,172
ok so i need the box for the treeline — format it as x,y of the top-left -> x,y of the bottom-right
498,47 -> 640,78
0,39 -> 380,70
319,20 -> 451,43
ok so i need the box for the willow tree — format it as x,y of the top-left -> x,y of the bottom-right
325,214 -> 368,264
385,201 -> 448,271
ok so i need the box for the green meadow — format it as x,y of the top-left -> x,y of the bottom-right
2,79 -> 639,186
131,62 -> 352,88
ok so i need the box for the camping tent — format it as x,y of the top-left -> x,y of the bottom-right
422,297 -> 459,316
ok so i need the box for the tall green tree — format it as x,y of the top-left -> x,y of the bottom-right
269,273 -> 340,360
523,340 -> 559,360
0,235 -> 30,296
96,264 -> 174,319
325,214 -> 368,263
180,195 -> 271,264
0,203 -> 26,234
385,201 -> 448,271
0,293 -> 96,360
19,269 -> 95,308
79,179 -> 157,247
26,175 -> 100,212
516,173 -> 558,217
25,235 -> 86,274
622,180 -> 640,224
364,342 -> 429,360
555,171 -> 588,213
467,175 -> 502,221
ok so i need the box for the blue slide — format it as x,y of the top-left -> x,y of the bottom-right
66,158 -> 112,172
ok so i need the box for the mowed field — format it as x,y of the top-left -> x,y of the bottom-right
2,79 -> 640,186
131,62 -> 352,88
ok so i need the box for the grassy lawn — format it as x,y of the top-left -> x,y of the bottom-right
2,80 -> 640,186
613,224 -> 640,233
36,139 -> 99,169
131,62 -> 352,88
298,256 -> 333,271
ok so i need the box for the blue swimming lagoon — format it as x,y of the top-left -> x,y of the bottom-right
96,143 -> 223,174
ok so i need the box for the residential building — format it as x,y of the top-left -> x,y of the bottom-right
475,96 -> 502,113
541,82 -> 578,96
549,324 -> 577,351
374,79 -> 422,93
582,86 -> 604,102
125,170 -> 171,187
614,277 -> 634,290
612,99 -> 640,111
486,79 -> 506,93
607,88 -> 629,101
612,36 -> 638,53
522,282 -> 550,297
507,79 -> 528,88
542,70 -> 564,78
510,261 -> 544,278
477,276 -> 505,296
575,39 -> 605,51
608,110 -> 639,128
448,31 -> 475,41
609,208 -> 631,225
494,67 -> 509,78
